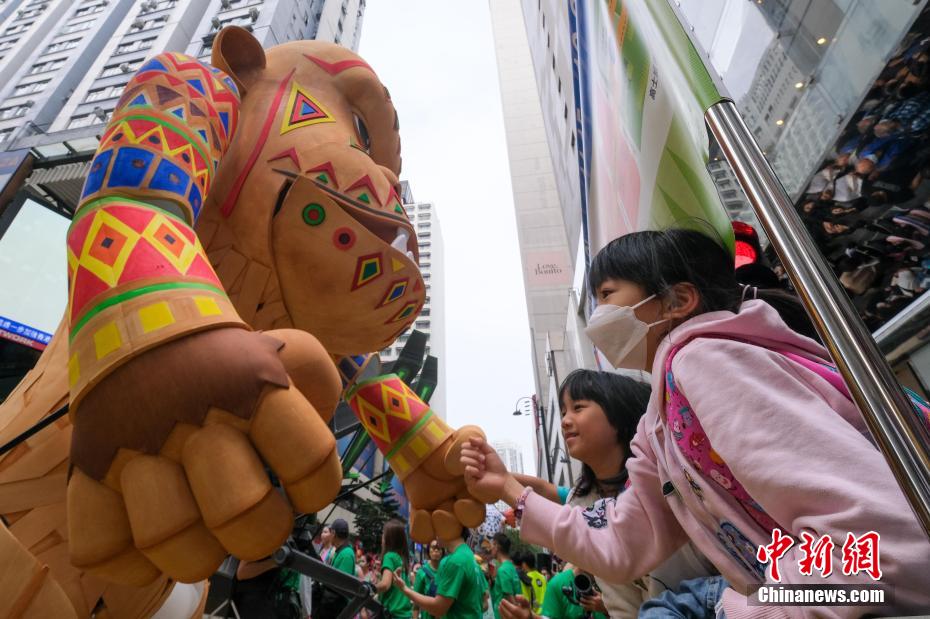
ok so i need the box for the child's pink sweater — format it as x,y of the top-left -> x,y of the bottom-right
519,300 -> 930,617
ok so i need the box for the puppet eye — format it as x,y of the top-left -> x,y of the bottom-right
353,113 -> 371,152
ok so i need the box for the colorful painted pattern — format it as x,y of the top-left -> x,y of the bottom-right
280,81 -> 335,134
80,52 -> 240,223
346,374 -> 452,479
68,53 -> 244,404
67,199 -> 222,335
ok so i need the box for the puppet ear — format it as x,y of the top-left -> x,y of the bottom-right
211,26 -> 266,96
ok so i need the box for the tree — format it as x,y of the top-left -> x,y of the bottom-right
353,497 -> 398,555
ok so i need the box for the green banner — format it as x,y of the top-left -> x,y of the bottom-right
577,0 -> 734,257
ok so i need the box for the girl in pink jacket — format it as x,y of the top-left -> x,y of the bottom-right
463,229 -> 930,618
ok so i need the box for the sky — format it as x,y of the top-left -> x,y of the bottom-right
359,2 -> 539,474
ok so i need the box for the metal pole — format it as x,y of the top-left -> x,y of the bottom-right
273,545 -> 380,619
706,100 -> 930,537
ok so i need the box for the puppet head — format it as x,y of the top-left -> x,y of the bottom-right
202,27 -> 424,355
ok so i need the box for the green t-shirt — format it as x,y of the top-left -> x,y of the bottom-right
379,551 -> 412,618
414,563 -> 439,619
436,543 -> 485,619
490,560 -> 521,619
331,544 -> 356,576
540,569 -> 607,619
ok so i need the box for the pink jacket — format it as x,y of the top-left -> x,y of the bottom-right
519,300 -> 930,618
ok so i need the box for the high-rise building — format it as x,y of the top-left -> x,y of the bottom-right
489,0 -> 573,407
491,441 -> 525,476
0,0 -> 365,161
490,0 -> 581,483
378,180 -> 446,418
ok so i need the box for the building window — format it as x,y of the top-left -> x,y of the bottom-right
419,231 -> 431,238
60,20 -> 94,35
0,40 -> 16,52
419,261 -> 430,269
130,15 -> 168,32
68,111 -> 109,129
218,0 -> 262,11
420,308 -> 430,316
85,84 -> 124,103
0,104 -> 31,120
13,80 -> 49,96
18,7 -> 44,18
415,320 -> 429,329
100,59 -> 143,77
115,37 -> 156,55
44,38 -> 80,54
74,4 -> 104,16
417,221 -> 430,228
211,11 -> 258,31
141,0 -> 178,14
28,58 -> 65,74
0,128 -> 14,143
5,21 -> 34,35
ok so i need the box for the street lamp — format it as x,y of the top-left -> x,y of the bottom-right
512,396 -> 534,416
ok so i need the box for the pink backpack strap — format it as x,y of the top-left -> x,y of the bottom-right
778,349 -> 930,433
664,343 -> 782,533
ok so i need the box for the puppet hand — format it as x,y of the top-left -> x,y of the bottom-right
403,424 -> 497,543
67,328 -> 343,585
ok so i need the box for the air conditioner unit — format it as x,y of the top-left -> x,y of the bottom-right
248,7 -> 258,21
93,106 -> 108,120
132,18 -> 144,28
23,99 -> 34,108
220,0 -> 231,8
211,16 -> 221,28
119,62 -> 131,73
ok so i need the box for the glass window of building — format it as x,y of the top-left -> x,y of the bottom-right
85,84 -> 123,103
0,128 -> 14,143
0,105 -> 31,120
60,20 -> 94,34
99,59 -> 142,77
45,38 -> 80,54
130,15 -> 168,32
13,81 -> 48,96
115,37 -> 156,55
74,4 -> 103,16
29,59 -> 65,74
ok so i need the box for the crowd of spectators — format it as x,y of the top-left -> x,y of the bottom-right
796,24 -> 930,330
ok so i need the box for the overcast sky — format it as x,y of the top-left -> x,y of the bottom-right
359,2 -> 539,474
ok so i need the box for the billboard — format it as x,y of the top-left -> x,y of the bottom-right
0,196 -> 69,350
571,0 -> 734,261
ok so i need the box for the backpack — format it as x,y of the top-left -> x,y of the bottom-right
664,335 -> 930,534
421,564 -> 438,597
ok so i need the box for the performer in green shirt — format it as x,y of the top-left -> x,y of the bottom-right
490,533 -> 521,619
376,519 -> 413,618
394,528 -> 485,618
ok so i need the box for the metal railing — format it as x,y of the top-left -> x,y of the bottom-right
706,100 -> 930,537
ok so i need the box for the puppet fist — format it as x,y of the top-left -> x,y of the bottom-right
345,374 -> 497,543
67,327 -> 343,586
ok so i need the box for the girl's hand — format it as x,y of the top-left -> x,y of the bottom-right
499,595 -> 534,619
461,436 -> 525,506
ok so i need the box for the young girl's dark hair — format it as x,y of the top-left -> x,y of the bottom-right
588,228 -> 819,340
558,369 -> 651,498
382,519 -> 409,577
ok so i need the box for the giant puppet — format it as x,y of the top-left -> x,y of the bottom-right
0,27 -> 491,617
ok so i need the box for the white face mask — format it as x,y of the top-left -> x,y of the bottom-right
584,294 -> 668,370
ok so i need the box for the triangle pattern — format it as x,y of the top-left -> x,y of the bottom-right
156,85 -> 181,105
280,82 -> 334,134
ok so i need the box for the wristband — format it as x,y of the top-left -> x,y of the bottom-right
514,486 -> 533,527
